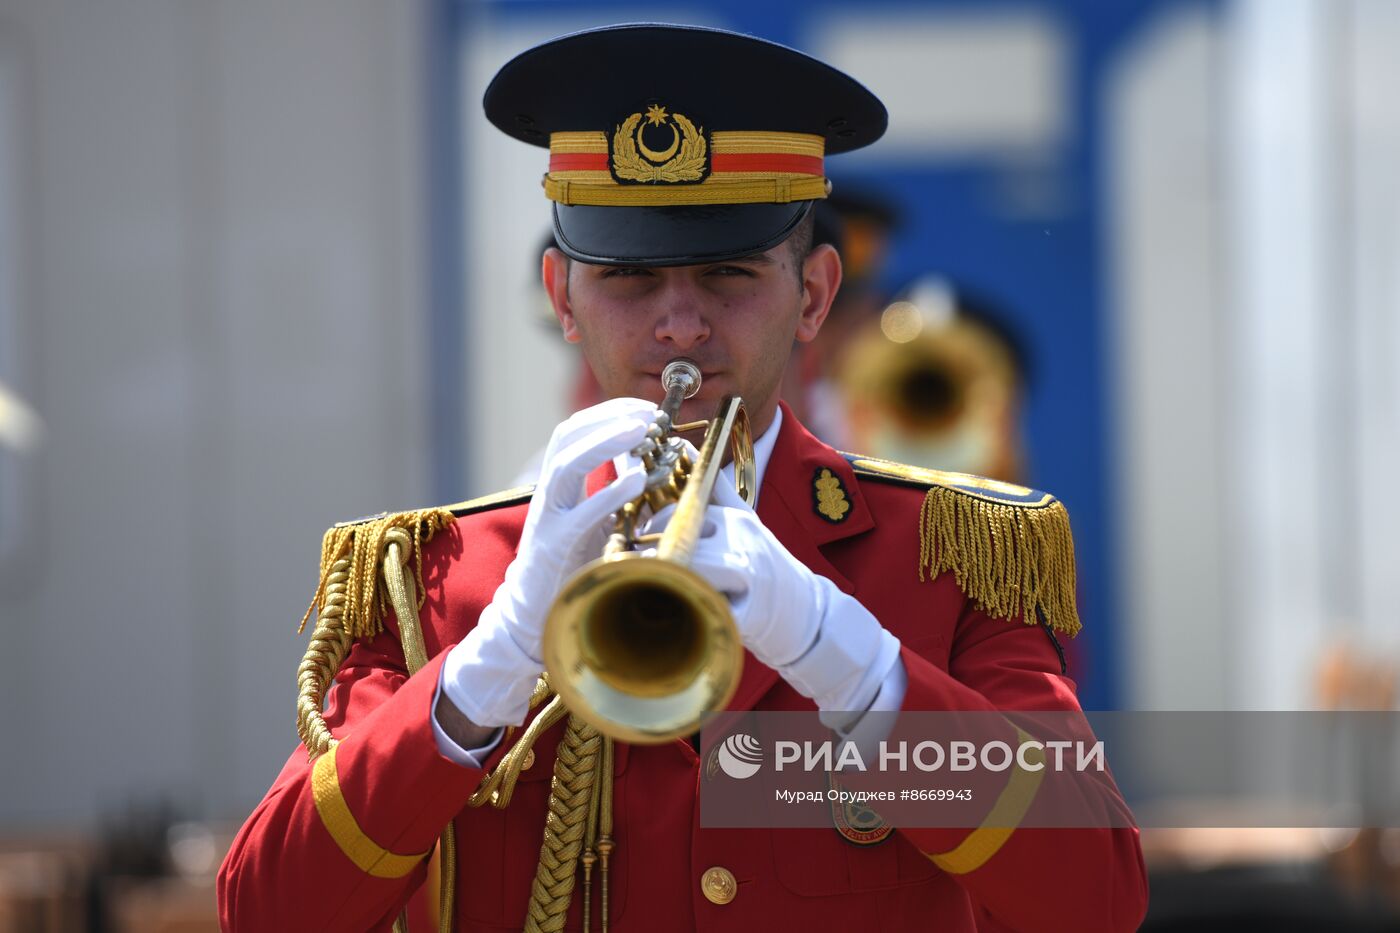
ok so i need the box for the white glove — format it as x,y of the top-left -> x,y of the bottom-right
683,478 -> 903,723
441,398 -> 658,727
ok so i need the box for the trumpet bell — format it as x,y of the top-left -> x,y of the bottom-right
543,553 -> 744,745
840,309 -> 1021,479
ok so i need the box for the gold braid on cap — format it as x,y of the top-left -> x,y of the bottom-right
544,124 -> 829,206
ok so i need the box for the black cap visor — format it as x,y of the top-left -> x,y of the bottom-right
553,199 -> 813,267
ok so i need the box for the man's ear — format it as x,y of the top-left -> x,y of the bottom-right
795,243 -> 842,343
542,246 -> 581,344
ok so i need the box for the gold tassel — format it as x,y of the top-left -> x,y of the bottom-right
298,508 -> 456,640
918,487 -> 1081,637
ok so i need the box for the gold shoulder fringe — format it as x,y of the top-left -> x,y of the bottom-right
918,485 -> 1080,637
298,508 -> 456,641
847,456 -> 1081,637
298,486 -> 534,642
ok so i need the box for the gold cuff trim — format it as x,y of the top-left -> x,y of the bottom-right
544,175 -> 829,206
311,744 -> 430,879
927,730 -> 1046,874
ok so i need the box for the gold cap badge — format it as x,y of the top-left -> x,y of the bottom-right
611,104 -> 709,184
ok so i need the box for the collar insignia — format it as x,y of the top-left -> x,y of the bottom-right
813,467 -> 851,523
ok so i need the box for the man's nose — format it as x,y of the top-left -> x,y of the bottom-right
653,289 -> 710,350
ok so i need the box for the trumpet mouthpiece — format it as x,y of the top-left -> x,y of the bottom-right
661,359 -> 702,399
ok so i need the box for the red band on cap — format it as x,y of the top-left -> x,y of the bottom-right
711,153 -> 824,176
549,152 -> 610,172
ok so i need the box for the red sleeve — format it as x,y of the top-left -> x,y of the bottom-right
217,634 -> 481,931
892,603 -> 1149,933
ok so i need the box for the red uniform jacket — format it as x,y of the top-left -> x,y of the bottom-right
219,406 -> 1147,932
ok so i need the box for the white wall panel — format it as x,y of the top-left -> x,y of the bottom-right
0,0 -> 430,829
1107,7 -> 1227,709
1223,0 -> 1334,710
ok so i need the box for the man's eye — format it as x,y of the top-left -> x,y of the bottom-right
708,265 -> 754,277
602,266 -> 650,278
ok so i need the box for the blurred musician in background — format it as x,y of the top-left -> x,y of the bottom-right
838,276 -> 1031,484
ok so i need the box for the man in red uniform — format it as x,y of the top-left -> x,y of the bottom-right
219,24 -> 1147,932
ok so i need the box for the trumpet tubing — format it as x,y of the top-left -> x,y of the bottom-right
541,359 -> 753,744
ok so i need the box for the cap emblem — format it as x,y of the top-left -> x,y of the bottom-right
612,104 -> 709,184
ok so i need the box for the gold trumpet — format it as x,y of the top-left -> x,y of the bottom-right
541,359 -> 756,744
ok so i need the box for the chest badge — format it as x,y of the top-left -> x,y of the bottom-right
828,773 -> 893,845
813,467 -> 851,523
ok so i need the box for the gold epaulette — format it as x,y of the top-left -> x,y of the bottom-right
843,454 -> 1081,637
299,486 -> 535,641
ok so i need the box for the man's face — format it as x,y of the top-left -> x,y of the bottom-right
544,241 -> 841,435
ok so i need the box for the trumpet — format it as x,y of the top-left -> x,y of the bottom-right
541,359 -> 756,744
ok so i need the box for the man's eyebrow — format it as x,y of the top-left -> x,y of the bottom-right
724,253 -> 775,264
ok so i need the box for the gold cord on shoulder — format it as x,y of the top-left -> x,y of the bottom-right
295,508 -> 455,761
381,525 -> 456,933
294,508 -> 456,932
296,553 -> 354,758
298,508 -> 456,641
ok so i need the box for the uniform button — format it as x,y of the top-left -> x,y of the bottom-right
701,866 -> 737,905
522,749 -> 535,770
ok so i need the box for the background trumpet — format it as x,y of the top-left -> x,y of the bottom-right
839,277 -> 1028,483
